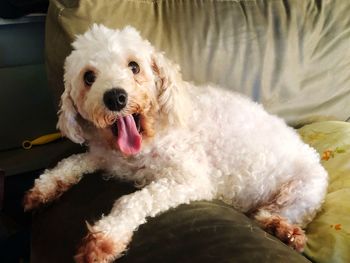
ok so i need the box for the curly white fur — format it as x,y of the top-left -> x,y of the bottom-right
24,24 -> 328,262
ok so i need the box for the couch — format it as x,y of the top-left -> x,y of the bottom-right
30,0 -> 350,262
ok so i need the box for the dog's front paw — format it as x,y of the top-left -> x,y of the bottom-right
75,228 -> 130,263
23,180 -> 74,211
23,188 -> 45,211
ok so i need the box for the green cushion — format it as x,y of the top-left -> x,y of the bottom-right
299,121 -> 350,263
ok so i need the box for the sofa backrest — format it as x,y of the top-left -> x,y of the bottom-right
46,0 -> 350,126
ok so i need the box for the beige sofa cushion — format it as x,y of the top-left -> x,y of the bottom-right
46,0 -> 350,126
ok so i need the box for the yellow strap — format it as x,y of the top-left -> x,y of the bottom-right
22,132 -> 62,149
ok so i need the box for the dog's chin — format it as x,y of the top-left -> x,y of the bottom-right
109,113 -> 143,156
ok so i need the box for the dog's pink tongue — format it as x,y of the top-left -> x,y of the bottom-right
117,115 -> 142,156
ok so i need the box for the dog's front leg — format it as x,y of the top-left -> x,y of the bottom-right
74,176 -> 213,263
24,152 -> 99,211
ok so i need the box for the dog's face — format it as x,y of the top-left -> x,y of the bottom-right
58,25 -> 187,156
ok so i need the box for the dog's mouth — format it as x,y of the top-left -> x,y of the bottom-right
111,113 -> 143,156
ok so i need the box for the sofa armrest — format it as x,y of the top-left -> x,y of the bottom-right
31,172 -> 310,263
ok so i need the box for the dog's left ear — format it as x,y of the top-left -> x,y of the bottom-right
57,85 -> 85,144
152,51 -> 189,127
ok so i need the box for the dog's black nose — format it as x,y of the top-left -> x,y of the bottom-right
103,88 -> 128,111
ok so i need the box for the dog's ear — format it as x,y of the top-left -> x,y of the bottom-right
57,83 -> 85,144
152,51 -> 189,127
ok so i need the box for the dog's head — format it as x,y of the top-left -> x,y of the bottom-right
58,24 -> 188,155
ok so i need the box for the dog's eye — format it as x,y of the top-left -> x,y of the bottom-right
128,61 -> 140,74
83,71 -> 96,86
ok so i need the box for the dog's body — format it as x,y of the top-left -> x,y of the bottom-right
24,25 -> 328,263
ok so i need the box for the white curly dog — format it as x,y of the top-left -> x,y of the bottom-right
24,24 -> 328,262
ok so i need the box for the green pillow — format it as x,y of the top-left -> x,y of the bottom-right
299,121 -> 350,263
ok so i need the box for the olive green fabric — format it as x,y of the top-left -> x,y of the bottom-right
46,0 -> 350,126
299,121 -> 350,263
31,172 -> 310,263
